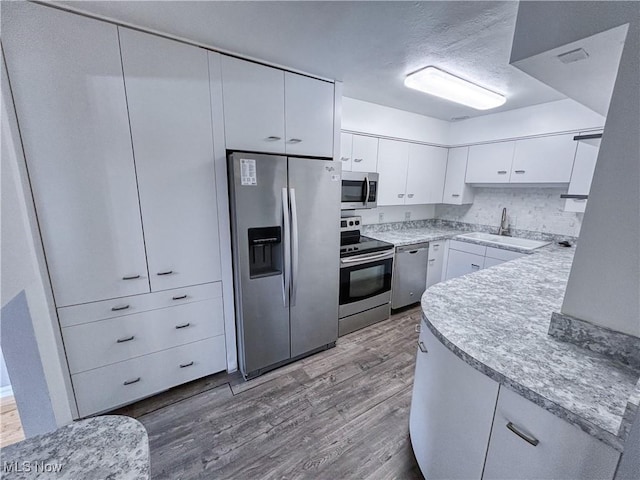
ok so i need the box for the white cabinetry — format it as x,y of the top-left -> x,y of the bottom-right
2,2 -> 149,307
511,134 -> 577,183
221,56 -> 334,157
340,133 -> 353,170
565,134 -> 601,213
340,133 -> 379,172
119,28 -> 222,292
442,147 -> 475,204
406,144 -> 448,205
377,139 -> 410,205
426,241 -> 446,288
444,241 -> 486,280
465,141 -> 515,184
483,387 -> 619,480
410,322 -> 499,479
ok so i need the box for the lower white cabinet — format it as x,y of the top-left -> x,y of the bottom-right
410,323 -> 499,479
444,241 -> 524,280
426,241 -> 446,288
483,387 -> 619,480
72,336 -> 227,417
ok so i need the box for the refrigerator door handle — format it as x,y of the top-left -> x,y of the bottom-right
364,175 -> 370,208
282,188 -> 291,308
290,187 -> 299,306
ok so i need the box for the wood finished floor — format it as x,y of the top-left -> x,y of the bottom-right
119,306 -> 425,480
0,395 -> 25,448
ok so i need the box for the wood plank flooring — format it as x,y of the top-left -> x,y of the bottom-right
120,306 -> 425,479
0,395 -> 25,448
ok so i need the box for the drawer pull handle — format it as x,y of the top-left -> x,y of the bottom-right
123,377 -> 140,386
497,170 -> 507,174
288,138 -> 302,144
398,193 -> 405,198
175,323 -> 191,329
471,264 -> 480,269
341,157 -> 350,162
506,422 -> 539,446
429,259 -> 436,263
122,274 -> 140,280
414,324 -> 421,333
117,335 -> 135,343
418,341 -> 428,353
180,361 -> 194,368
172,294 -> 188,300
111,304 -> 130,312
157,270 -> 173,276
266,136 -> 281,141
407,194 -> 414,198
354,158 -> 363,163
514,170 -> 526,174
452,194 -> 460,197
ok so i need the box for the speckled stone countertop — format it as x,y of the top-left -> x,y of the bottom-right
421,245 -> 640,452
364,226 -> 466,247
0,415 -> 149,479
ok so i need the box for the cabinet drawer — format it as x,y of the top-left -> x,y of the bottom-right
58,282 -> 222,328
485,246 -> 524,262
72,335 -> 226,417
63,297 -> 224,374
449,240 -> 487,256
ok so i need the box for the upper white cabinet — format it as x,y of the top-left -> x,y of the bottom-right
119,29 -> 222,292
3,2 -> 149,306
465,141 -> 515,184
221,56 -> 334,157
377,139 -> 410,205
221,56 -> 286,153
339,133 -> 354,170
511,134 -> 577,183
565,134 -> 601,213
406,144 -> 448,205
442,147 -> 475,204
339,133 -> 378,172
284,73 -> 334,157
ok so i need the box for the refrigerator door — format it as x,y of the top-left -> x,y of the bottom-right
228,152 -> 290,375
288,157 -> 341,357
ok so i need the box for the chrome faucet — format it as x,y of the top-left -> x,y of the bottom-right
498,207 -> 510,236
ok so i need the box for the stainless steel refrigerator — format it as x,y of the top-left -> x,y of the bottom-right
227,152 -> 341,379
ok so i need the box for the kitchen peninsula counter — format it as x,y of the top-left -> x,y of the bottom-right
420,244 -> 640,452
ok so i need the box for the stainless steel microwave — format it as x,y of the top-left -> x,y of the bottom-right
341,171 -> 378,210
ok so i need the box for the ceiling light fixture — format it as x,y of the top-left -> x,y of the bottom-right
404,66 -> 506,110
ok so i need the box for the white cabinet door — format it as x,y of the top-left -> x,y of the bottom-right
351,134 -> 379,172
426,241 -> 446,288
482,256 -> 506,269
221,56 -> 285,153
410,322 -> 499,480
444,249 -> 485,280
483,386 -> 619,480
284,72 -> 334,157
339,133 -> 353,171
119,29 -> 222,292
443,147 -> 475,204
511,134 -> 577,183
2,2 -> 149,306
466,141 -> 515,183
376,139 -> 409,206
406,144 -> 448,204
565,135 -> 600,213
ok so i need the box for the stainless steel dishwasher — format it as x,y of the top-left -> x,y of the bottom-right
391,242 -> 430,309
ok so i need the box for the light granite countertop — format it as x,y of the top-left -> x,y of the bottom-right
0,415 -> 149,479
364,226 -> 467,247
421,245 -> 640,452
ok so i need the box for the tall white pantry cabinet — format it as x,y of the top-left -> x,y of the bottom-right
3,3 -> 228,416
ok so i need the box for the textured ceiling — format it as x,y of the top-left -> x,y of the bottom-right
57,1 -> 567,120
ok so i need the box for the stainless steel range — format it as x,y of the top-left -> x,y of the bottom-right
339,216 -> 394,336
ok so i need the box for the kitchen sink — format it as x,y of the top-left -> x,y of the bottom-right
456,232 -> 551,251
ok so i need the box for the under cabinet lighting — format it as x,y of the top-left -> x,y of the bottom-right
404,66 -> 506,110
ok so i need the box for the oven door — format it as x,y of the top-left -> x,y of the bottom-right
341,172 -> 378,209
339,250 -> 393,317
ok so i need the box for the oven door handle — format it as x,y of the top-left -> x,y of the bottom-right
340,250 -> 394,266
364,175 -> 370,208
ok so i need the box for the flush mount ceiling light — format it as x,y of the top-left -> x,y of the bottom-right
404,66 -> 506,110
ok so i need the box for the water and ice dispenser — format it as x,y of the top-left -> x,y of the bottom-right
248,226 -> 283,278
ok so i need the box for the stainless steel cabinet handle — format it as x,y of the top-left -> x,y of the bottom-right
407,194 -> 414,198
122,274 -> 140,280
415,324 -> 421,333
117,335 -> 135,343
497,170 -> 507,174
341,157 -> 350,162
418,341 -> 428,353
172,294 -> 188,300
111,304 -> 130,312
514,170 -> 526,174
288,138 -> 302,143
471,264 -> 480,269
290,188 -> 300,306
175,323 -> 191,329
354,158 -> 363,163
409,250 -> 418,254
157,270 -> 173,276
123,377 -> 140,386
506,422 -> 539,446
429,259 -> 436,263
179,361 -> 194,368
452,194 -> 460,197
433,244 -> 440,249
266,136 -> 281,141
282,188 -> 291,308
398,193 -> 405,198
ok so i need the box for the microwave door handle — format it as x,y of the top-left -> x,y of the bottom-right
282,188 -> 290,308
364,175 -> 370,207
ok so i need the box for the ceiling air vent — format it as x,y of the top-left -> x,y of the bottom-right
557,48 -> 589,64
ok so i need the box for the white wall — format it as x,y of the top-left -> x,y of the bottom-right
512,1 -> 640,337
342,97 -> 450,145
448,98 -> 605,145
436,187 -> 582,237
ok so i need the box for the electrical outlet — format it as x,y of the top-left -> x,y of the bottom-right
405,211 -> 411,221
378,212 -> 384,223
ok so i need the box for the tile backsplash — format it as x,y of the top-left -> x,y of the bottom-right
435,187 -> 583,237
